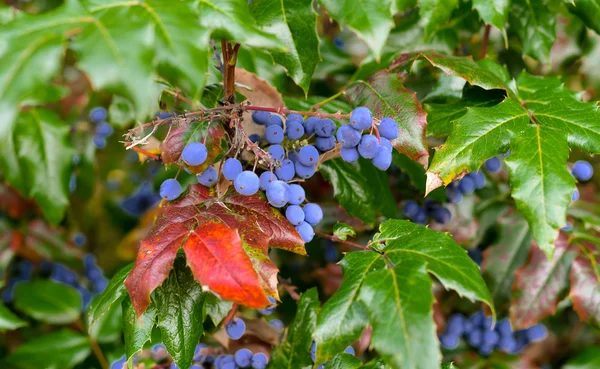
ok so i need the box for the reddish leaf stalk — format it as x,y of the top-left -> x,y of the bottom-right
245,105 -> 350,120
223,304 -> 238,326
315,231 -> 371,250
480,25 -> 491,59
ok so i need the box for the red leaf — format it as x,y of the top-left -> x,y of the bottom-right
569,255 -> 600,324
509,234 -> 576,329
125,184 -> 305,317
183,220 -> 269,308
125,222 -> 191,317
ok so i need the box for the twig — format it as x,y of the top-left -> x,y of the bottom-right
245,105 -> 350,120
76,319 -> 108,369
311,90 -> 345,111
223,304 -> 238,326
315,231 -> 371,250
480,25 -> 491,59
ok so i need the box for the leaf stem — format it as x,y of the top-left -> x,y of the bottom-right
480,25 -> 491,59
76,319 -> 109,369
311,90 -> 345,111
315,231 -> 370,250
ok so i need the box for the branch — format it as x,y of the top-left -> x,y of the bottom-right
315,231 -> 371,250
480,25 -> 491,59
245,105 -> 350,120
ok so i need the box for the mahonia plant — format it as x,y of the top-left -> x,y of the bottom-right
1,1 -> 600,369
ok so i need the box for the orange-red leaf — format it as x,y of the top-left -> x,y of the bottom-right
183,221 -> 269,308
569,255 -> 600,324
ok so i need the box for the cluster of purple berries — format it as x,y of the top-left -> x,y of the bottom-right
403,199 -> 452,225
446,171 -> 485,203
439,312 -> 548,355
1,260 -> 32,303
571,160 -> 594,201
121,182 -> 162,217
310,340 -> 356,368
89,107 -> 114,149
48,254 -> 108,309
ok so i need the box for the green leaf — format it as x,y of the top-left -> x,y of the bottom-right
89,300 -> 122,344
324,353 -> 363,369
270,288 -> 319,369
569,255 -> 600,325
205,294 -> 233,326
14,280 -> 81,324
1,329 -> 91,369
314,252 -> 386,363
482,215 -> 531,310
362,358 -> 389,369
333,223 -> 356,241
472,0 -> 509,29
563,347 -> 600,369
1,109 -> 73,224
123,298 -> 157,364
373,220 -> 494,313
154,257 -> 207,369
319,158 -> 396,225
505,124 -> 575,257
359,261 -> 439,369
347,71 -> 428,166
88,263 -> 133,333
196,0 -> 284,50
567,0 -> 600,34
418,0 -> 459,38
441,364 -> 459,369
0,302 -> 27,331
319,0 -> 394,59
510,0 -> 556,64
249,0 -> 320,94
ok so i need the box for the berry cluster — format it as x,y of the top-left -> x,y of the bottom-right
48,254 -> 108,309
439,312 -> 548,355
89,107 -> 114,149
571,160 -> 594,201
403,199 -> 452,225
1,261 -> 32,302
158,106 -> 398,243
446,171 -> 486,203
310,340 -> 356,368
121,181 -> 162,217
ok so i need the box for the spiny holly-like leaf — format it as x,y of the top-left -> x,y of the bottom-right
567,0 -> 600,34
88,263 -> 133,332
472,0 -> 509,29
418,0 -> 459,38
510,234 -> 577,329
347,71 -> 429,167
509,0 -> 556,64
196,0 -> 284,50
123,299 -> 157,365
359,260 -> 439,369
14,280 -> 81,325
319,0 -> 393,59
183,220 -> 269,308
1,109 -> 73,224
373,220 -> 494,313
324,354 -> 362,369
569,254 -> 600,325
1,329 -> 91,369
269,288 -> 319,369
160,120 -> 228,173
154,257 -> 207,369
314,251 -> 386,364
482,215 -> 531,311
333,223 -> 356,241
505,124 -> 575,257
0,302 -> 27,331
249,0 -> 320,94
319,158 -> 396,225
125,184 -> 305,317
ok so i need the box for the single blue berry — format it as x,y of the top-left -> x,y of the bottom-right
194,343 -> 208,361
160,179 -> 182,200
467,329 -> 483,347
310,341 -> 317,362
358,134 -> 381,159
572,189 -> 579,201
156,112 -> 173,119
249,133 -> 261,143
350,106 -> 372,130
446,314 -> 466,336
259,171 -> 277,190
269,319 -> 284,329
412,208 -> 428,225
181,142 -> 208,166
562,222 -> 573,232
372,146 -> 392,170
252,111 -> 270,125
303,203 -> 322,226
96,122 -> 114,137
378,117 -> 398,139
234,348 -> 253,367
286,121 -> 304,140
72,232 -> 86,247
439,333 -> 459,349
316,136 -> 336,152
275,159 -> 295,181
93,134 -> 107,149
336,124 -> 361,148
458,176 -> 476,195
296,221 -> 314,242
298,145 -> 320,166
251,352 -> 268,369
495,319 -> 513,337
286,205 -> 305,225
265,125 -> 284,144
525,324 -> 547,342
223,158 -> 243,181
266,114 -> 283,127
69,173 -> 77,192
287,184 -> 305,205
404,201 -> 420,218
498,336 -> 517,352
572,160 -> 594,181
234,171 -> 260,196
482,329 -> 499,347
315,119 -> 336,137
446,183 -> 463,203
295,161 -> 316,179
225,318 -> 246,340
266,180 -> 290,208
197,166 -> 218,187
432,207 -> 452,224
287,113 -> 303,124
304,117 -> 320,135
340,147 -> 359,162
89,107 -> 108,123
344,346 -> 355,355
109,354 -> 127,369
485,156 -> 501,172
